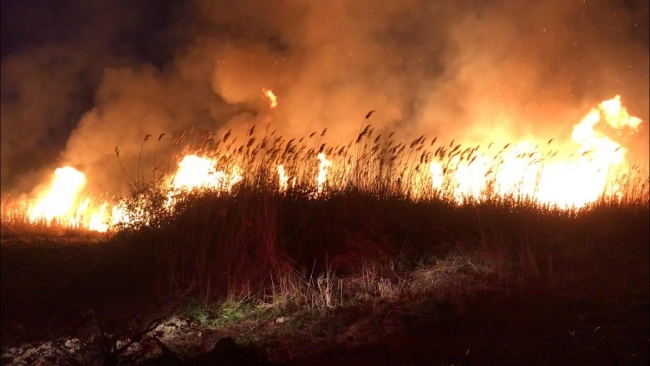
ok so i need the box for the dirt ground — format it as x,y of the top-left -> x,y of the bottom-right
1,234 -> 648,366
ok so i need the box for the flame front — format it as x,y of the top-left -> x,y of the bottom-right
167,154 -> 243,203
418,95 -> 643,208
171,155 -> 224,191
7,95 -> 647,233
28,167 -> 89,227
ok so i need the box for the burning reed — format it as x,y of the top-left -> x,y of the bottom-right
1,96 -> 647,323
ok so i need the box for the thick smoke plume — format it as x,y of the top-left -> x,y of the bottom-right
2,0 -> 648,195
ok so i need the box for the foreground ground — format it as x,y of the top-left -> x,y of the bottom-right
1,223 -> 647,366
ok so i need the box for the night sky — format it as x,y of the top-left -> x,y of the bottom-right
1,0 -> 648,194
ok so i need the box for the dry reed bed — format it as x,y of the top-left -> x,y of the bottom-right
160,124 -> 649,204
1,127 -> 648,311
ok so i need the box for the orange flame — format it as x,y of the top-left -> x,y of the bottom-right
419,95 -> 643,208
277,164 -> 290,192
167,154 -> 243,201
316,152 -> 332,195
8,95 -> 646,232
28,166 -> 87,226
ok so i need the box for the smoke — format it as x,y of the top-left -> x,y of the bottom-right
0,0 -> 180,193
1,45 -> 94,192
2,0 -> 648,194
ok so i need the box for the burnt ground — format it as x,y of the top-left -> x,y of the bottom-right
1,233 -> 648,366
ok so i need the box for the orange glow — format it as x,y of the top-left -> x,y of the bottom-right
316,152 -> 332,195
6,95 -> 646,232
87,202 -> 110,232
405,96 -> 644,208
28,167 -> 87,225
166,154 -> 243,204
171,155 -> 225,191
277,164 -> 290,192
25,167 -> 115,232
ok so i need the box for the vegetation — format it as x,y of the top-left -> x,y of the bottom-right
1,127 -> 648,364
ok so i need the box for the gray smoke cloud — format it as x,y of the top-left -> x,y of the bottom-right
2,0 -> 648,195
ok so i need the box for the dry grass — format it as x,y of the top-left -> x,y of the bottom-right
1,194 -> 107,240
2,128 -> 648,343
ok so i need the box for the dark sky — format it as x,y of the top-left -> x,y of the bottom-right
1,0 -> 648,194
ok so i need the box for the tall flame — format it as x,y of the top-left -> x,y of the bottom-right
421,95 -> 643,208
316,152 -> 332,194
277,164 -> 290,192
28,166 -> 87,226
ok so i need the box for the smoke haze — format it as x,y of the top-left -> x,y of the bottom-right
2,0 -> 648,194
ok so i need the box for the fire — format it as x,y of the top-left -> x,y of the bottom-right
171,155 -> 225,191
167,154 -> 243,204
28,166 -> 87,226
20,155 -> 247,232
6,95 -> 646,233
87,202 -> 110,232
24,167 -> 120,232
421,95 -> 643,208
264,89 -> 278,108
571,95 -> 640,166
538,95 -> 642,207
277,164 -> 289,192
599,95 -> 642,131
316,152 -> 332,194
